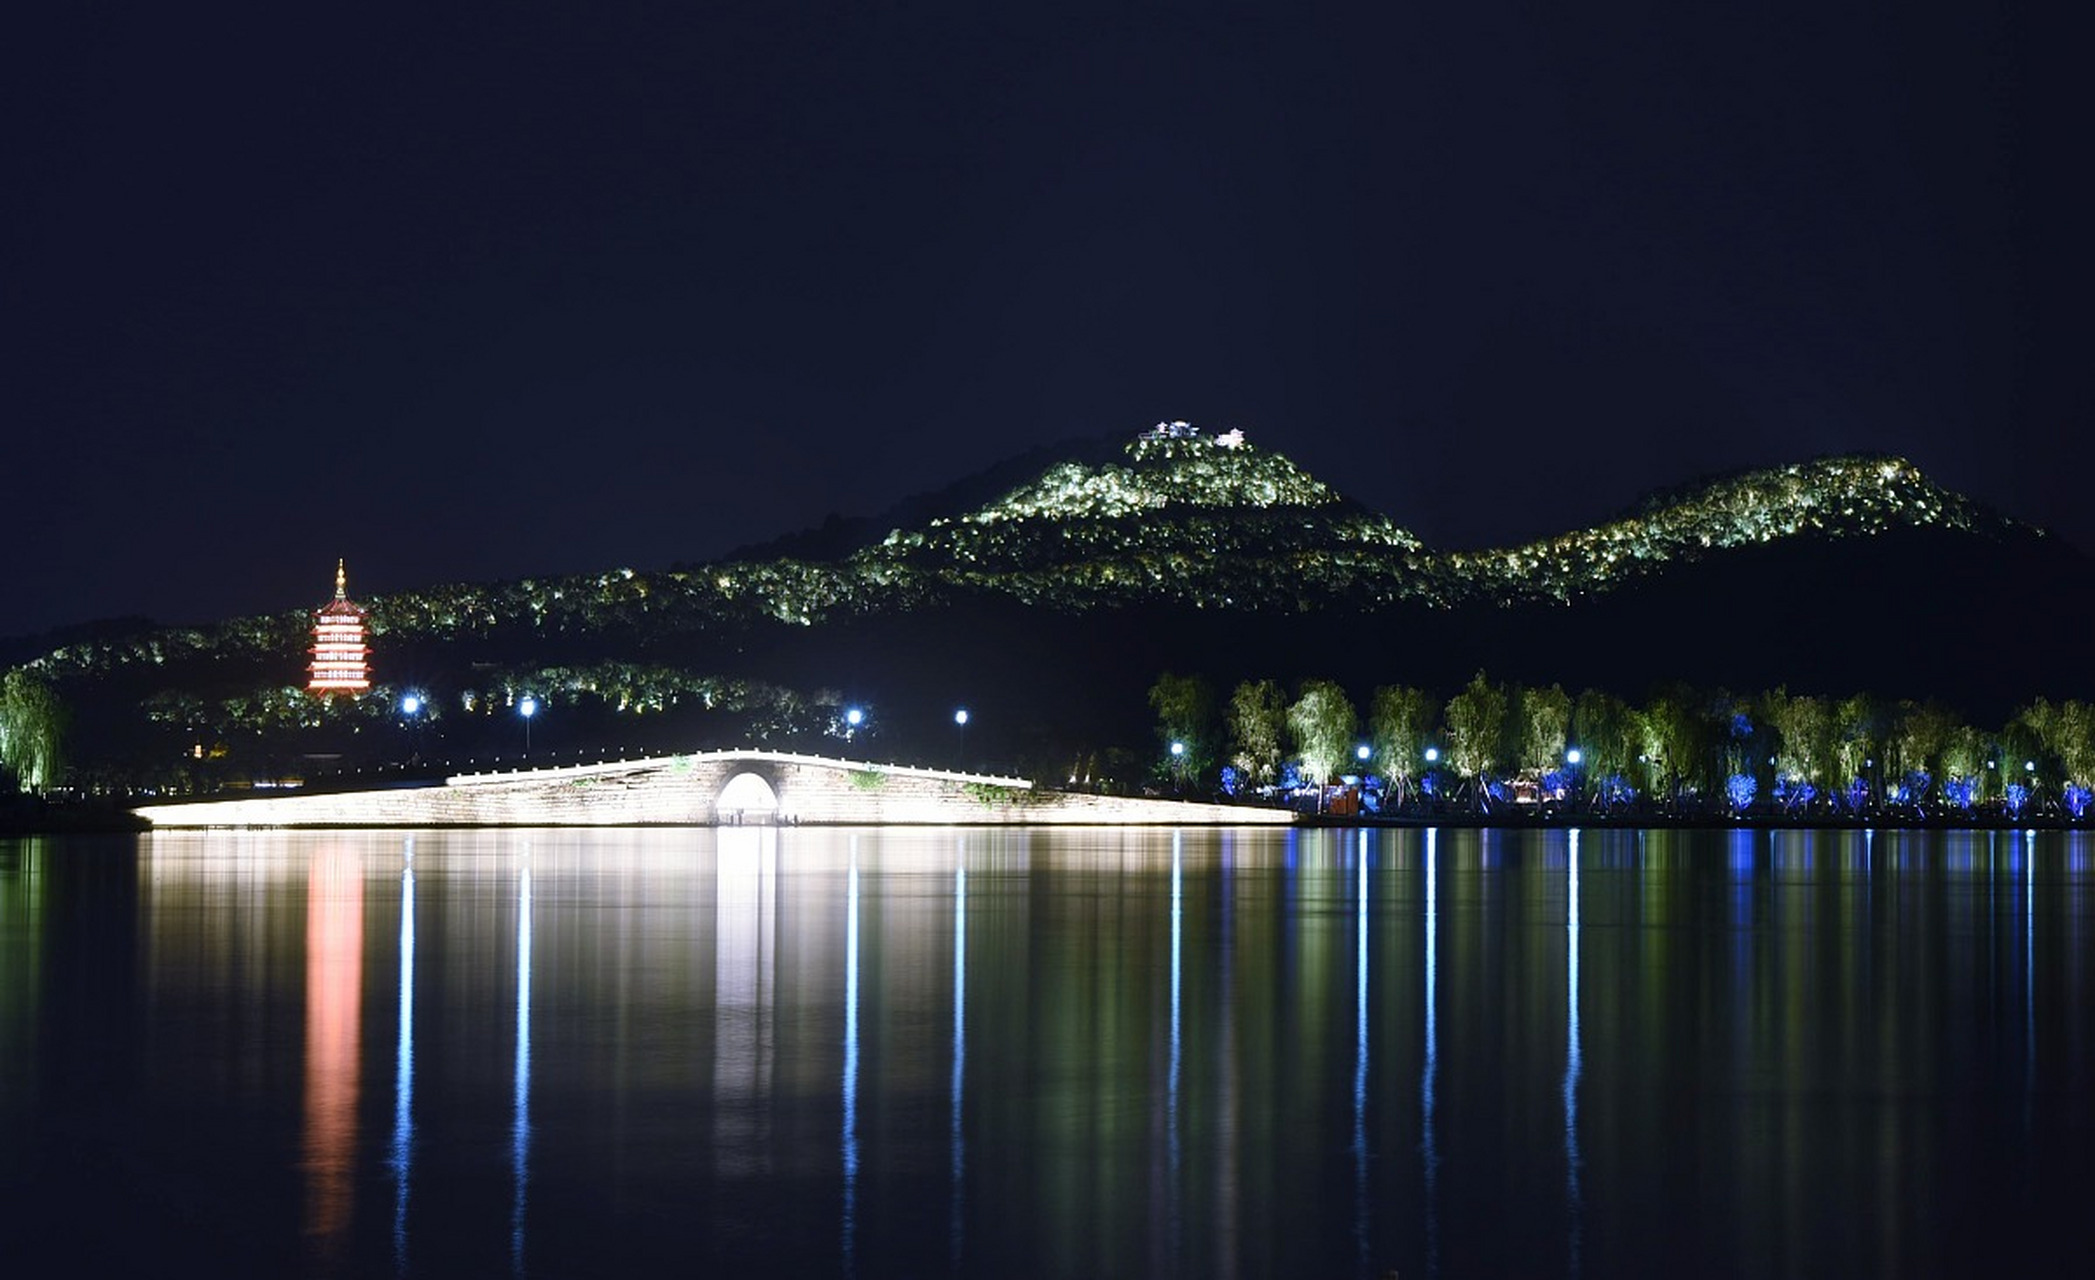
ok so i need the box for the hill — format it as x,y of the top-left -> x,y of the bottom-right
5,423 -> 2088,790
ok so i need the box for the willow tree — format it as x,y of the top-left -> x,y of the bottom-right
1287,679 -> 1355,785
1763,688 -> 1835,793
0,668 -> 67,793
1891,700 -> 1957,788
1368,684 -> 1436,808
1640,689 -> 1708,801
1228,679 -> 1287,789
1571,688 -> 1639,783
2021,699 -> 2095,788
1148,672 -> 1217,789
1514,683 -> 1571,775
1834,694 -> 1884,785
1443,671 -> 1507,807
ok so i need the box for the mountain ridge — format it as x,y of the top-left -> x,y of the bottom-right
5,424 -> 2086,787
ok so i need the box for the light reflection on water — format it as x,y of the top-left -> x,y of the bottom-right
0,827 -> 2092,1277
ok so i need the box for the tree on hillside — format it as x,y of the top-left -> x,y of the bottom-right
1287,679 -> 1355,786
1149,672 -> 1217,790
1228,679 -> 1287,791
1368,685 -> 1436,809
1443,671 -> 1507,809
0,668 -> 68,793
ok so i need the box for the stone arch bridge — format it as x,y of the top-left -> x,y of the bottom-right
134,749 -> 1292,828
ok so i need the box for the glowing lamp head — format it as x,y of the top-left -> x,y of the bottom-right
954,708 -> 970,726
400,694 -> 421,716
1424,747 -> 1440,764
1170,741 -> 1186,758
2027,760 -> 2037,773
519,695 -> 539,719
845,707 -> 864,728
1356,744 -> 1371,761
1565,748 -> 1582,766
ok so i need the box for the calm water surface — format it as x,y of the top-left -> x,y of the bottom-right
2,826 -> 2091,1278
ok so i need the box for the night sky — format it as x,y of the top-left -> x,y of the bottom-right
6,4 -> 2071,639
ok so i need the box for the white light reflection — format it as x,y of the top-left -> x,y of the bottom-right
2026,828 -> 2036,1129
716,828 -> 778,1176
951,841 -> 967,1267
1564,829 -> 1583,1278
842,837 -> 861,1275
511,852 -> 532,1277
1353,828 -> 1369,1271
1169,831 -> 1184,1172
1421,827 -> 1440,1280
391,839 -> 415,1271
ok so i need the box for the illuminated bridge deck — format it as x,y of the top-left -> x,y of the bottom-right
131,749 -> 1296,828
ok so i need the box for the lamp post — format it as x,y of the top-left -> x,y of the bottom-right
844,706 -> 864,743
1564,746 -> 1582,809
519,694 -> 538,757
400,692 -> 424,765
1170,740 -> 1186,793
954,708 -> 970,770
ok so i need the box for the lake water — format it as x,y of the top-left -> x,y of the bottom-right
2,826 -> 2091,1278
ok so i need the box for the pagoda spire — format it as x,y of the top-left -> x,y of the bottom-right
335,558 -> 348,601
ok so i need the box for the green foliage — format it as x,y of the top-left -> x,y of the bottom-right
1442,671 -> 1507,784
1763,688 -> 1836,786
1834,694 -> 1883,781
1514,684 -> 1571,774
1368,685 -> 1436,790
1149,672 -> 1217,786
1287,679 -> 1356,784
1227,680 -> 1287,789
2020,699 -> 2095,785
1570,688 -> 1638,780
962,780 -> 1041,807
1893,701 -> 1957,780
849,769 -> 887,791
0,668 -> 67,792
1640,689 -> 1710,797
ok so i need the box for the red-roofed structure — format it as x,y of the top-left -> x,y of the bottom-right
308,560 -> 370,695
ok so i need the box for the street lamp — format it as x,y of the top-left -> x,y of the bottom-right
954,708 -> 970,768
519,694 -> 538,757
1565,747 -> 1581,766
1424,747 -> 1440,764
400,692 -> 425,765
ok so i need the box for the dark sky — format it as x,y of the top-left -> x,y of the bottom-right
5,3 -> 2072,638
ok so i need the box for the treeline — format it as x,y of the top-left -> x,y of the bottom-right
1149,671 -> 2095,821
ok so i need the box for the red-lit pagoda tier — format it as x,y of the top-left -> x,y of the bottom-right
308,560 -> 371,695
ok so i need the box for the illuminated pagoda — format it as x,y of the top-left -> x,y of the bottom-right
307,559 -> 371,695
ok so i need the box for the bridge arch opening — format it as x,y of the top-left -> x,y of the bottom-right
717,771 -> 780,825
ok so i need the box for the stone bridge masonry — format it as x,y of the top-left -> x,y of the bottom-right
132,749 -> 1296,828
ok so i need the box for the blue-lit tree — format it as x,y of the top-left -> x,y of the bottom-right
2064,783 -> 2092,820
1725,773 -> 1757,816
